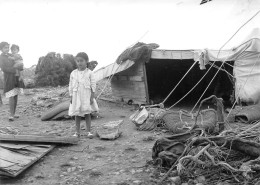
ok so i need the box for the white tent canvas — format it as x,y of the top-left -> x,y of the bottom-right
197,28 -> 260,104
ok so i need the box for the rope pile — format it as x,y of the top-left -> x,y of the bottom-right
151,120 -> 260,184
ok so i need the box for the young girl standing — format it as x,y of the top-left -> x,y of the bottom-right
68,52 -> 96,138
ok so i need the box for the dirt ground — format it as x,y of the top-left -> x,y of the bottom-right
0,89 -> 172,185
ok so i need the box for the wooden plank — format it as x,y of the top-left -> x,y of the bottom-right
151,49 -> 232,60
128,76 -> 143,82
151,50 -> 194,59
0,144 -> 55,177
111,80 -> 146,103
118,76 -> 128,81
0,134 -> 79,145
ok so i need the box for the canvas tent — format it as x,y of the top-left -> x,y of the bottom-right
94,46 -> 234,106
197,28 -> 260,105
94,28 -> 260,107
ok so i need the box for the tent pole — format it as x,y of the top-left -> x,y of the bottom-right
142,62 -> 150,104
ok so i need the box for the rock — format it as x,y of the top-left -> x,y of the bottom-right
71,167 -> 76,172
67,168 -> 72,173
181,183 -> 189,185
133,180 -> 141,184
169,176 -> 181,185
67,167 -> 76,173
36,100 -> 45,107
131,169 -> 136,174
195,183 -> 204,185
71,156 -> 78,160
27,177 -> 34,183
136,169 -> 143,173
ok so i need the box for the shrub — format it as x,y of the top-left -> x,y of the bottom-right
35,52 -> 77,87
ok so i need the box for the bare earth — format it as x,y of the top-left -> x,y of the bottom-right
0,89 -> 169,185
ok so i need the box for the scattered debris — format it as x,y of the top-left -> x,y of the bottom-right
149,96 -> 260,184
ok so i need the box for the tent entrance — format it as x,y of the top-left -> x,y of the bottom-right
145,59 -> 234,107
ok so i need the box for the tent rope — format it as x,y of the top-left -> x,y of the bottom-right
96,61 -> 123,100
166,58 -> 217,110
207,61 -> 234,78
190,54 -> 231,113
217,10 -> 260,57
161,60 -> 197,104
190,10 -> 260,112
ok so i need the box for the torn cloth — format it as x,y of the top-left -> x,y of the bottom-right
116,42 -> 159,64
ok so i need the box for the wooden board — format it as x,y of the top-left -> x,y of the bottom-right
110,60 -> 147,103
151,49 -> 232,60
111,80 -> 146,103
0,134 -> 79,145
0,143 -> 55,177
151,50 -> 194,59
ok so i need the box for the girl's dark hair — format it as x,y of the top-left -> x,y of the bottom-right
11,44 -> 19,51
76,52 -> 89,62
0,42 -> 9,50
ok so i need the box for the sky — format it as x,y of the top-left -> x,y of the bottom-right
0,0 -> 260,69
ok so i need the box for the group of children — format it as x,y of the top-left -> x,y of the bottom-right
0,41 -> 98,138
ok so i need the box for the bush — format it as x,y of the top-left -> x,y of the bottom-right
35,52 -> 77,87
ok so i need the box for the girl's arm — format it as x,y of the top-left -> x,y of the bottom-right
69,72 -> 73,97
90,71 -> 96,94
90,71 -> 96,104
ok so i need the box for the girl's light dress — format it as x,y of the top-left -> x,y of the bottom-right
68,68 -> 96,117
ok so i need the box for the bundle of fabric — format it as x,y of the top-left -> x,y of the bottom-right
151,97 -> 260,184
116,42 -> 159,64
41,100 -> 70,121
130,107 -> 165,131
152,95 -> 225,168
41,99 -> 99,121
155,108 -> 219,134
